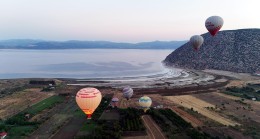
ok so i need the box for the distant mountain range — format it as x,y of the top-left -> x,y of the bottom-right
164,29 -> 260,73
0,39 -> 187,49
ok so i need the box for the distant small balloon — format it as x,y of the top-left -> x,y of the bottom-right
76,88 -> 102,119
190,35 -> 204,51
111,97 -> 119,108
205,16 -> 224,36
139,96 -> 152,112
122,86 -> 133,100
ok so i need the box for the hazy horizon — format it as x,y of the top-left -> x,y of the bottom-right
1,0 -> 260,42
0,38 -> 188,43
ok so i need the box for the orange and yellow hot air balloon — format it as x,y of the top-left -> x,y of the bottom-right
76,88 -> 102,119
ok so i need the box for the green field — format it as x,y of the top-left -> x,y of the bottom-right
0,95 -> 64,138
27,95 -> 64,115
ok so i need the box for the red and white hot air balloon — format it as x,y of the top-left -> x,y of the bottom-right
205,16 -> 224,36
76,88 -> 102,119
190,35 -> 204,51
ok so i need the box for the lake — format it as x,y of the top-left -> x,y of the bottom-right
0,49 -> 174,79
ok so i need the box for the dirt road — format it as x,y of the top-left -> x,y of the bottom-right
141,115 -> 165,139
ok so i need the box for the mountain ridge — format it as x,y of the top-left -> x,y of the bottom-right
163,28 -> 260,73
0,40 -> 187,49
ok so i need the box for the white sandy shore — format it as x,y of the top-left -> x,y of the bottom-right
68,68 -> 217,88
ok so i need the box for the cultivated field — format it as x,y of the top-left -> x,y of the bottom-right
165,95 -> 239,126
171,106 -> 203,127
196,92 -> 260,123
0,88 -> 54,119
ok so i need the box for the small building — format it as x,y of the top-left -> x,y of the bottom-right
0,132 -> 7,139
25,113 -> 30,119
254,72 -> 260,76
158,105 -> 164,108
252,98 -> 257,101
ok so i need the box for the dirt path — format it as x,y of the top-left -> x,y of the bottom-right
142,115 -> 166,139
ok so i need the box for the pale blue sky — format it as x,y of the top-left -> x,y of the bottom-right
0,0 -> 259,42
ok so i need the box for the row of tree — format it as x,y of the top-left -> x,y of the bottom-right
119,108 -> 145,131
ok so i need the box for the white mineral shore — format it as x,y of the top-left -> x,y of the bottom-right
67,68 -> 219,88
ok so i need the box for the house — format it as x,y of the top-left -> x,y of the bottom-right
0,132 -> 7,139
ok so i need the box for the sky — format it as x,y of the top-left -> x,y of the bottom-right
0,0 -> 260,42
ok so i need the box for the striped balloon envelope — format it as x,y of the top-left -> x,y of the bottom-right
122,86 -> 133,100
139,96 -> 152,112
76,88 -> 102,119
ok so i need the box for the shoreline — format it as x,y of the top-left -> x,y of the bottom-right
1,70 -> 259,94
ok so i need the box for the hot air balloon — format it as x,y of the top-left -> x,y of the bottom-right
122,86 -> 133,100
139,96 -> 152,112
111,97 -> 119,108
76,88 -> 102,119
205,16 -> 224,36
190,35 -> 204,51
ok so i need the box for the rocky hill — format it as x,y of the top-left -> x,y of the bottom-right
164,29 -> 260,73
